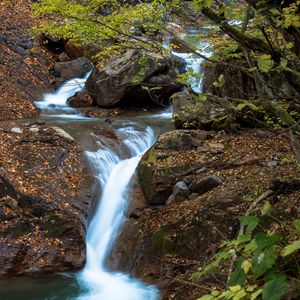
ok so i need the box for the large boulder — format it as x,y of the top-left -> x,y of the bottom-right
66,91 -> 94,108
54,57 -> 93,81
86,49 -> 184,107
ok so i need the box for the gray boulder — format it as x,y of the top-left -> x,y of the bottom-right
173,181 -> 190,202
54,57 -> 93,80
86,49 -> 184,107
189,175 -> 222,194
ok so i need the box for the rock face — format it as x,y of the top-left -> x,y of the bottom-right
0,122 -> 92,277
66,91 -> 95,108
86,49 -> 184,107
54,57 -> 93,81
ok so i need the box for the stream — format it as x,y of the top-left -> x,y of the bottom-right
0,27 -> 206,299
0,73 -> 173,300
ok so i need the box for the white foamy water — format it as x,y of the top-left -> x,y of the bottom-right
35,71 -> 91,111
77,126 -> 159,300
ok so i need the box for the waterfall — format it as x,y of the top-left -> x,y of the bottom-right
77,126 -> 159,300
35,71 -> 91,111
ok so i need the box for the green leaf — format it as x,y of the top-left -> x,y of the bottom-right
236,103 -> 247,111
197,295 -> 215,300
257,54 -> 274,73
294,220 -> 300,234
251,288 -> 263,300
229,258 -> 247,286
213,74 -> 225,88
282,240 -> 300,256
239,216 -> 260,234
262,276 -> 288,300
261,201 -> 272,215
280,58 -> 288,69
241,259 -> 252,274
255,232 -> 281,251
252,246 -> 278,278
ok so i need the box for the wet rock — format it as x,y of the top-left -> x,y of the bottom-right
50,126 -> 75,142
54,57 -> 93,81
86,49 -> 184,107
189,175 -> 222,194
173,181 -> 190,202
66,92 -> 94,108
58,52 -> 70,62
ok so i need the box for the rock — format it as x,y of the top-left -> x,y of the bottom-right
156,130 -> 195,150
54,57 -> 93,81
202,60 -> 297,100
196,167 -> 207,175
50,126 -> 75,142
0,123 -> 92,277
166,194 -> 175,205
172,91 -> 228,130
66,92 -> 94,108
58,52 -> 70,62
11,127 -> 22,134
86,49 -> 184,107
0,2 -> 53,121
108,192 -> 242,278
173,181 -> 190,202
189,175 -> 222,194
137,130 -> 213,205
137,148 -> 177,205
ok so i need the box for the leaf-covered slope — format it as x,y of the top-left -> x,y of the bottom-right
0,0 -> 53,121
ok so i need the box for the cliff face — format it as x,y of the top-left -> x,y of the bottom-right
0,0 -> 54,121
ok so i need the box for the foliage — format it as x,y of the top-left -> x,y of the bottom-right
191,205 -> 300,300
32,0 -> 300,127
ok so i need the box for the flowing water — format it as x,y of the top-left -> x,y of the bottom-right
0,28 -> 204,299
0,73 -> 172,300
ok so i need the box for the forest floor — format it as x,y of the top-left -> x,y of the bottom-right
0,0 -> 54,121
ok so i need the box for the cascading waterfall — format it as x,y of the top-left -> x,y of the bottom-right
77,126 -> 159,300
33,70 -> 161,299
35,71 -> 91,111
